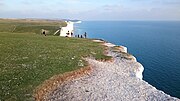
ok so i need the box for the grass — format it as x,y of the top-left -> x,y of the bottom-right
0,18 -> 67,35
0,19 -> 110,101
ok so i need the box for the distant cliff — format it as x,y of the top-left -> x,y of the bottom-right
59,20 -> 81,37
60,21 -> 74,37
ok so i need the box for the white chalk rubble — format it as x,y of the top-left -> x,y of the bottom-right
45,40 -> 179,101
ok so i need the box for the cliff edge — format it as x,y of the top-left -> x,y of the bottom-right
44,40 -> 179,101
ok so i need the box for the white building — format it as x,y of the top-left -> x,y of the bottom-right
60,21 -> 74,37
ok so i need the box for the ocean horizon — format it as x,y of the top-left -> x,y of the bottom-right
74,21 -> 180,98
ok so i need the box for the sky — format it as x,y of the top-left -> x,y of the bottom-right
0,0 -> 180,20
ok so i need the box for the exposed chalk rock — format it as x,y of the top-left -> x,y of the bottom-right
92,39 -> 104,43
60,21 -> 74,37
45,40 -> 179,101
103,43 -> 116,47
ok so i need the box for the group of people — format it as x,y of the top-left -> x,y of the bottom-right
75,32 -> 87,38
66,31 -> 73,37
42,30 -> 87,38
66,31 -> 87,38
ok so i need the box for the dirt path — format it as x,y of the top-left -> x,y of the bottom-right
44,40 -> 179,101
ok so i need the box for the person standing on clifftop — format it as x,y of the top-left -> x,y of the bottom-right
71,32 -> 73,37
84,32 -> 87,38
66,31 -> 70,37
80,35 -> 83,38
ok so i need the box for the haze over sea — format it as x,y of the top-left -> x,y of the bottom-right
75,21 -> 180,98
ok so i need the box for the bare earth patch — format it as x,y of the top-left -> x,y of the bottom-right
34,66 -> 92,101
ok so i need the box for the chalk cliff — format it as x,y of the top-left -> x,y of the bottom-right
59,20 -> 81,37
44,40 -> 179,101
60,21 -> 74,37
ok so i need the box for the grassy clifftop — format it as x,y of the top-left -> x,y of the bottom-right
0,19 -> 110,101
0,19 -> 67,35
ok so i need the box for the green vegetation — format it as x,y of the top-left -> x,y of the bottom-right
0,19 -> 67,35
0,19 -> 110,101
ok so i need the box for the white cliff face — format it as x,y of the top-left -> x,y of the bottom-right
115,45 -> 144,79
105,43 -> 143,80
133,62 -> 144,80
60,21 -> 74,37
99,41 -> 143,80
119,46 -> 143,80
120,46 -> 128,53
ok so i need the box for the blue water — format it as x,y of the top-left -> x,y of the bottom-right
74,21 -> 180,98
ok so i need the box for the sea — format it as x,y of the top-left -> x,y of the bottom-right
74,21 -> 180,98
